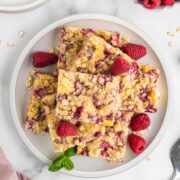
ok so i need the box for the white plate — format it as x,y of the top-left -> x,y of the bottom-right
0,0 -> 48,13
10,14 -> 173,177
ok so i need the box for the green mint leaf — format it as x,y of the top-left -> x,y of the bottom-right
48,147 -> 76,172
54,156 -> 66,167
48,153 -> 65,172
63,157 -> 74,170
48,163 -> 62,172
64,147 -> 77,157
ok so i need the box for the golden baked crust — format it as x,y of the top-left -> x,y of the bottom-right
25,72 -> 57,134
47,111 -> 106,152
67,33 -> 132,75
119,65 -> 160,113
56,70 -> 119,125
58,26 -> 128,70
77,111 -> 134,161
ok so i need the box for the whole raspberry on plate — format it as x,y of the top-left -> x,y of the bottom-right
56,121 -> 78,137
128,134 -> 146,154
143,0 -> 161,9
130,113 -> 150,131
32,51 -> 58,68
161,0 -> 175,5
122,43 -> 147,60
111,57 -> 131,75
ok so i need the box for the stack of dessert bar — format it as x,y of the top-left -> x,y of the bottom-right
26,26 -> 159,162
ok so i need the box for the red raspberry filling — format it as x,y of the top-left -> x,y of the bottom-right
110,33 -> 121,47
100,141 -> 112,157
146,104 -> 157,113
79,147 -> 89,156
92,93 -> 104,109
73,106 -> 83,119
34,88 -> 49,98
94,131 -> 101,138
37,110 -> 46,121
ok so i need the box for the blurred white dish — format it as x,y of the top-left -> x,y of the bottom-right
0,0 -> 48,13
9,14 -> 173,177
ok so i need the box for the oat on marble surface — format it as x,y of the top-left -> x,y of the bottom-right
168,41 -> 173,47
17,30 -> 25,38
7,42 -> 15,47
146,155 -> 152,161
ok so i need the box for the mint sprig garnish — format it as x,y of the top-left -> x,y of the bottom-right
62,157 -> 74,170
64,147 -> 77,157
48,147 -> 77,172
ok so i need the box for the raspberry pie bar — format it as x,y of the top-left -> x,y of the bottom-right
25,72 -> 57,134
47,111 -> 106,152
58,26 -> 128,70
77,111 -> 134,161
120,65 -> 160,113
67,33 -> 133,75
56,70 -> 119,125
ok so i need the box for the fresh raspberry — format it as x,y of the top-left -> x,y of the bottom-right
32,51 -> 58,68
130,113 -> 150,131
143,0 -> 161,9
162,0 -> 175,5
128,134 -> 146,154
122,43 -> 147,60
111,57 -> 131,75
56,121 -> 78,137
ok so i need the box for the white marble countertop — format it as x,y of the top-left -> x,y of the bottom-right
0,0 -> 180,179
